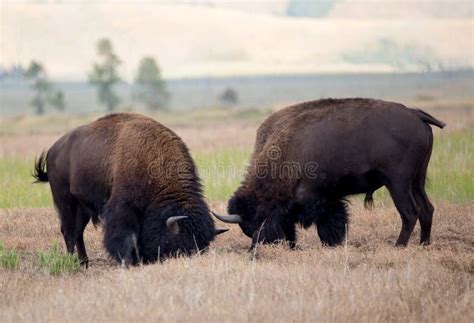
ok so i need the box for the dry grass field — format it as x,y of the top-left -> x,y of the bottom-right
0,106 -> 473,322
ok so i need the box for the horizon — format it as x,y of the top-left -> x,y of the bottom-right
2,1 -> 473,81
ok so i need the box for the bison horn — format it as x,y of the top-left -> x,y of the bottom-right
166,216 -> 188,235
211,211 -> 242,224
214,228 -> 229,235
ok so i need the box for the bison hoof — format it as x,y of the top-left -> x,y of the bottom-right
420,240 -> 431,247
395,242 -> 408,248
80,259 -> 89,269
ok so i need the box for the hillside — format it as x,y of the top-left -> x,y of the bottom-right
124,0 -> 473,18
1,2 -> 473,80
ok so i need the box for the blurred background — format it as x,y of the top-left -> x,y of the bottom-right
1,0 -> 473,116
1,2 -> 474,319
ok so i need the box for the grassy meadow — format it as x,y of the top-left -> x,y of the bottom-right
0,106 -> 473,322
1,126 -> 472,208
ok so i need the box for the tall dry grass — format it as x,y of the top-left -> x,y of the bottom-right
0,201 -> 472,322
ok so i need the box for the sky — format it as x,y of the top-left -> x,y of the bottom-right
1,1 -> 473,80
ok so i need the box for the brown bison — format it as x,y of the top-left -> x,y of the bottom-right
213,98 -> 445,249
33,113 -> 226,266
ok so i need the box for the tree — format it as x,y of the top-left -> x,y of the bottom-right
219,87 -> 238,107
88,38 -> 122,111
49,91 -> 65,111
24,61 -> 65,115
133,57 -> 169,111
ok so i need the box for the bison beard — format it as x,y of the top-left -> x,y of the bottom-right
102,203 -> 216,265
247,198 -> 348,248
229,194 -> 349,248
301,199 -> 348,247
102,202 -> 141,265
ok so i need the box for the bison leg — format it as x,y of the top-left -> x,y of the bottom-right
315,199 -> 348,246
386,182 -> 419,247
412,162 -> 434,245
102,202 -> 140,266
75,205 -> 92,268
53,193 -> 78,255
412,139 -> 435,245
413,187 -> 434,245
283,222 -> 297,249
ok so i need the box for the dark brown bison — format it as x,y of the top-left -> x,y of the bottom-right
213,98 -> 445,249
33,113 -> 226,266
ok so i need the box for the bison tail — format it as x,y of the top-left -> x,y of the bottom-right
33,151 -> 48,183
364,191 -> 374,211
415,109 -> 446,129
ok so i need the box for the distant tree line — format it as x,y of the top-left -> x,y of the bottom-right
88,38 -> 169,112
19,38 -> 169,115
12,37 -> 242,115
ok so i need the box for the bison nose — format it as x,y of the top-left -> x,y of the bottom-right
166,216 -> 188,235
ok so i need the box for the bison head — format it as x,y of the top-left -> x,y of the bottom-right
213,194 -> 291,248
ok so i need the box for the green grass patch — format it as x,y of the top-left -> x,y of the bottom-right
428,127 -> 474,202
194,147 -> 251,202
0,242 -> 20,270
1,128 -> 472,208
0,157 -> 53,208
37,243 -> 81,276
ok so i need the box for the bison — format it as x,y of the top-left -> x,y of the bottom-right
33,113 -> 226,266
213,98 -> 445,249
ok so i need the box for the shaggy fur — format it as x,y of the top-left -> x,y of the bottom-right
33,113 -> 217,266
226,98 -> 445,249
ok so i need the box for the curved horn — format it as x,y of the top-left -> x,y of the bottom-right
166,216 -> 188,235
211,211 -> 242,224
214,228 -> 229,235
